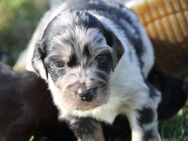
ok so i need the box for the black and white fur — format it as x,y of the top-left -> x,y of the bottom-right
1,63 -> 187,141
31,1 -> 161,141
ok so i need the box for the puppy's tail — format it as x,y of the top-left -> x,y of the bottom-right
148,64 -> 187,120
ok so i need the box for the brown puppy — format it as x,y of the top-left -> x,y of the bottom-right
0,63 -> 75,141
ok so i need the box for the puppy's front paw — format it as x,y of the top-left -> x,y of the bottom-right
70,118 -> 105,141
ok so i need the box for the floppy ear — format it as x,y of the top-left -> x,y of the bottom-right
103,28 -> 124,70
31,39 -> 48,80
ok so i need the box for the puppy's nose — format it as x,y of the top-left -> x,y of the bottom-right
78,88 -> 97,102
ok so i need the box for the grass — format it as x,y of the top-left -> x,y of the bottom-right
159,109 -> 188,141
0,0 -> 188,141
29,136 -> 35,141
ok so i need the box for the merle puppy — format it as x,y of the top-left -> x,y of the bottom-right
30,0 -> 162,141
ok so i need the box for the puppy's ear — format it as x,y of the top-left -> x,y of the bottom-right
32,39 -> 48,80
103,29 -> 124,70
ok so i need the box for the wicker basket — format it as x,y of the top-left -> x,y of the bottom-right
126,0 -> 188,76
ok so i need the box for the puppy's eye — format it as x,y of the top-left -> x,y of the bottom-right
96,54 -> 108,64
54,61 -> 64,68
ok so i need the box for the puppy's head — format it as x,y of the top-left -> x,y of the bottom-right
32,10 -> 124,111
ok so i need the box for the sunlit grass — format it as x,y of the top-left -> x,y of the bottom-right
29,136 -> 34,141
159,108 -> 188,141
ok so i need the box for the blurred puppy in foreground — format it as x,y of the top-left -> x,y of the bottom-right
0,63 -> 76,141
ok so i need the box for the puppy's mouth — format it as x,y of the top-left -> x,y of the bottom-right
60,88 -> 107,111
62,97 -> 104,111
75,102 -> 101,111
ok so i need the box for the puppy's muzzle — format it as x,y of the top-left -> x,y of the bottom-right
78,87 -> 97,102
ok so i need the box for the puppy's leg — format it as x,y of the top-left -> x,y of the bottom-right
70,118 -> 105,141
127,107 -> 161,141
126,86 -> 161,141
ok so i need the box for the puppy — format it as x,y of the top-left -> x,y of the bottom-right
148,64 -> 188,120
30,1 -> 161,141
0,63 -> 76,141
0,64 -> 22,141
1,62 -> 187,141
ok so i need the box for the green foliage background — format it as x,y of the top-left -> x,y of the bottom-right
0,0 -> 48,65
